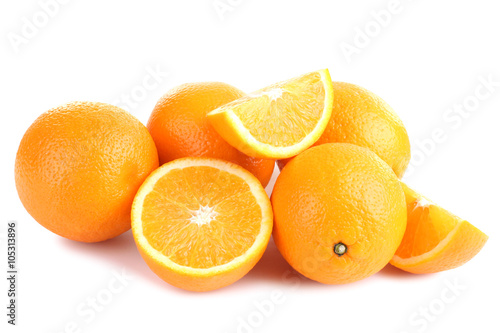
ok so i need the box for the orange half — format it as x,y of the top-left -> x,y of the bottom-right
391,183 -> 488,274
131,157 -> 273,291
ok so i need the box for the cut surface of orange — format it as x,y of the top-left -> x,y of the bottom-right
131,157 -> 273,291
391,183 -> 488,274
207,69 -> 334,159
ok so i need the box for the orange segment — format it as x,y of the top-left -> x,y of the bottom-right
207,69 -> 333,159
391,183 -> 488,274
131,157 -> 273,291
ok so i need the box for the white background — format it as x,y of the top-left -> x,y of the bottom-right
1,0 -> 499,332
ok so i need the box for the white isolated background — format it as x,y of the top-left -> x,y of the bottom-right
1,0 -> 499,332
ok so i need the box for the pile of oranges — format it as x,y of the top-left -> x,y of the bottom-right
15,69 -> 488,291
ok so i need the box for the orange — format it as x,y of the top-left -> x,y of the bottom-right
131,157 -> 273,292
277,81 -> 411,178
207,69 -> 333,159
271,143 -> 407,284
391,183 -> 488,274
147,82 -> 275,187
15,102 -> 159,243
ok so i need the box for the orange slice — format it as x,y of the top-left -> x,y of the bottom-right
207,69 -> 334,159
391,183 -> 488,274
131,157 -> 273,291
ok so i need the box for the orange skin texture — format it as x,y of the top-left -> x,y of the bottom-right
277,81 -> 411,178
147,82 -> 275,187
271,143 -> 407,284
15,102 -> 159,242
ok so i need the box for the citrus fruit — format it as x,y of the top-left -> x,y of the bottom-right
147,82 -> 275,187
391,183 -> 488,274
207,69 -> 334,159
271,143 -> 407,284
131,157 -> 273,292
15,101 -> 159,242
277,81 -> 411,178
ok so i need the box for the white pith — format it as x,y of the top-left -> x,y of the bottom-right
189,205 -> 218,226
416,197 -> 432,208
260,88 -> 284,101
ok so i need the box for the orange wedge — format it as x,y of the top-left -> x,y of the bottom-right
131,157 -> 273,291
391,183 -> 488,274
207,69 -> 334,159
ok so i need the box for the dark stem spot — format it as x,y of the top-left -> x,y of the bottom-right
334,242 -> 347,257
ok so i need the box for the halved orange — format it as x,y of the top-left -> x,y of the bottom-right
131,157 -> 273,292
207,69 -> 334,159
391,183 -> 488,274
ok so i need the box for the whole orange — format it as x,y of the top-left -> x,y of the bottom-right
278,82 -> 411,178
15,102 -> 159,242
272,143 -> 407,284
147,82 -> 275,187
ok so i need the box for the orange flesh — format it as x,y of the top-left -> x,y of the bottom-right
395,192 -> 458,259
223,72 -> 326,146
141,166 -> 262,268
